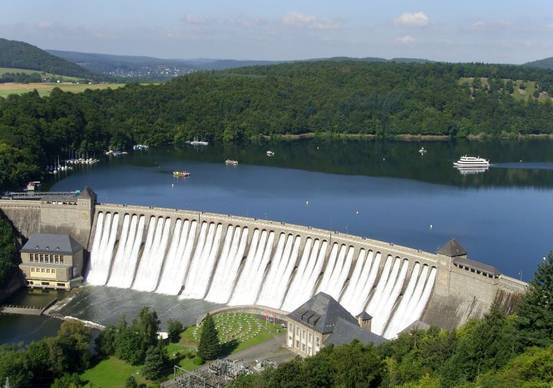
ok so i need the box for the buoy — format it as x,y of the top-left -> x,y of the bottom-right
305,200 -> 309,206
355,210 -> 359,215
171,183 -> 174,188
429,224 -> 433,230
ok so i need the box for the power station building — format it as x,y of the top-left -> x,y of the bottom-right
286,292 -> 385,357
19,233 -> 84,290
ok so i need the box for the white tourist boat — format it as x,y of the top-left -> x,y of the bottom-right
186,138 -> 209,146
225,159 -> 239,166
453,156 -> 490,169
266,150 -> 275,157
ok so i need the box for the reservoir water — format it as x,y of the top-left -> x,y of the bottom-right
3,139 -> 553,343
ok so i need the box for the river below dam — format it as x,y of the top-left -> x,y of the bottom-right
3,138 -> 553,343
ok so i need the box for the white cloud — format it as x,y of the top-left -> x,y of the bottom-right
394,12 -> 429,27
396,35 -> 416,45
470,20 -> 511,31
282,12 -> 341,30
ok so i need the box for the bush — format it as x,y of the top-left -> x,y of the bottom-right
167,320 -> 184,343
193,356 -> 204,365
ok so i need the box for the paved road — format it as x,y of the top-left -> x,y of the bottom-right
226,334 -> 296,364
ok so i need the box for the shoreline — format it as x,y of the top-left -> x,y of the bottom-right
259,132 -> 553,142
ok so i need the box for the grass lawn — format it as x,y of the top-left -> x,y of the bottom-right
0,82 -> 126,97
182,312 -> 284,354
80,357 -> 150,388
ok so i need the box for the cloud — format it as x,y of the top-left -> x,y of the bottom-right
396,35 -> 416,45
281,12 -> 341,30
470,20 -> 511,31
394,12 -> 429,27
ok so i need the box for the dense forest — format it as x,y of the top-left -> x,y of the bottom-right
3,61 -> 553,188
0,72 -> 42,84
0,38 -> 94,79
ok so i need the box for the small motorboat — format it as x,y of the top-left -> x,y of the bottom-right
266,150 -> 275,157
225,159 -> 239,166
418,147 -> 427,155
172,171 -> 191,178
24,181 -> 41,191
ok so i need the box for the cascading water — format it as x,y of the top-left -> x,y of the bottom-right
86,210 -> 439,339
107,215 -> 146,288
87,212 -> 119,286
133,217 -> 172,292
229,230 -> 274,306
156,220 -> 198,295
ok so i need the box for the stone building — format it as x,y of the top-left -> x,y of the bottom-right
19,233 -> 84,290
286,292 -> 384,357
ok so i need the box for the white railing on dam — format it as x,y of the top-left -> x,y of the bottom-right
86,204 -> 444,339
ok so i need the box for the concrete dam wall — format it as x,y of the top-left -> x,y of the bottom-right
0,190 -> 526,338
87,203 -> 526,338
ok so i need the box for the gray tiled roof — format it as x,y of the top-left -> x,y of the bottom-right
21,233 -> 82,255
437,239 -> 467,257
453,257 -> 498,275
325,318 -> 386,346
287,292 -> 359,334
356,311 -> 372,320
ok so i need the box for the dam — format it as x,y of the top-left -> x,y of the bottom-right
0,187 -> 526,339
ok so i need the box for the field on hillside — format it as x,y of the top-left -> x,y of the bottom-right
459,77 -> 553,102
0,82 -> 125,97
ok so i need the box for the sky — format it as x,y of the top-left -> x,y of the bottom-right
1,0 -> 553,63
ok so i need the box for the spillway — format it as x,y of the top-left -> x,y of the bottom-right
86,207 -> 447,339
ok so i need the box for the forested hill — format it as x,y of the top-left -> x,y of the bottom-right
2,60 -> 553,188
525,57 -> 553,70
0,38 -> 94,78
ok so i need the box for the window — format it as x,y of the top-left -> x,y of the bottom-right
55,255 -> 59,264
30,254 -> 33,262
302,344 -> 305,351
57,283 -> 65,287
296,340 -> 300,349
60,257 -> 64,264
41,281 -> 49,286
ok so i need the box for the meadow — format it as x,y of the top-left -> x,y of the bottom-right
0,82 -> 125,97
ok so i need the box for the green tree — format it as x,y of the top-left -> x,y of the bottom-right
136,307 -> 160,349
47,321 -> 92,375
441,306 -> 518,385
517,252 -> 553,348
125,375 -> 138,388
142,345 -> 169,380
166,320 -> 183,343
198,314 -> 221,361
50,373 -> 85,388
506,80 -> 514,94
0,348 -> 32,388
115,327 -> 146,365
0,216 -> 17,285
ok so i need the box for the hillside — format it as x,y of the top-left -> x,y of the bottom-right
48,49 -> 280,79
47,49 -> 433,80
0,38 -> 94,78
524,57 -> 553,70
